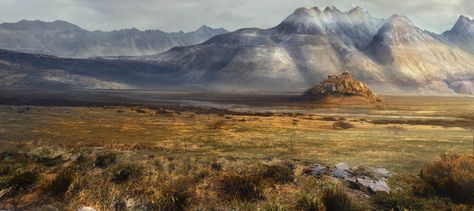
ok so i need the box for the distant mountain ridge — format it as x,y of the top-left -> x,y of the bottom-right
0,20 -> 228,58
0,6 -> 473,95
442,15 -> 474,54
142,6 -> 474,94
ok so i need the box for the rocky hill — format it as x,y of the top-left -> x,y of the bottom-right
0,20 -> 228,58
302,72 -> 381,103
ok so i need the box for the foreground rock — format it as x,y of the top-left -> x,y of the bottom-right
302,72 -> 382,103
78,206 -> 97,211
303,163 -> 391,194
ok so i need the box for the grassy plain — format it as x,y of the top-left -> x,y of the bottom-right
0,93 -> 473,209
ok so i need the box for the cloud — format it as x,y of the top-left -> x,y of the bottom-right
0,0 -> 471,33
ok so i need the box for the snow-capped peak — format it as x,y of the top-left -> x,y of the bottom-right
323,6 -> 341,13
274,6 -> 384,49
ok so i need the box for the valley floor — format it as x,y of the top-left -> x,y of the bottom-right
0,89 -> 473,210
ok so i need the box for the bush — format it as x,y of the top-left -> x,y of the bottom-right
111,163 -> 144,184
216,173 -> 264,201
48,168 -> 74,196
0,164 -> 12,176
8,170 -> 39,190
95,153 -> 117,168
255,164 -> 294,184
34,155 -> 63,167
296,192 -> 325,211
332,121 -> 354,129
322,187 -> 361,211
420,154 -> 474,203
74,153 -> 94,170
148,179 -> 192,210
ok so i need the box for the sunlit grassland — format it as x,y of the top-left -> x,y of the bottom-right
0,95 -> 472,175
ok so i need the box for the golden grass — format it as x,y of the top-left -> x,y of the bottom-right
0,95 -> 473,209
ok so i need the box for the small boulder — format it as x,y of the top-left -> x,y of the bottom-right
370,167 -> 392,179
303,164 -> 328,177
356,177 -> 390,193
332,163 -> 352,179
78,206 -> 97,211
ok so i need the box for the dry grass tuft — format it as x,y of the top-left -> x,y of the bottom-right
147,178 -> 192,210
322,186 -> 362,211
254,164 -> 294,184
215,172 -> 264,201
48,168 -> 74,196
295,192 -> 325,211
95,152 -> 117,168
7,170 -> 39,190
420,154 -> 474,203
110,163 -> 144,184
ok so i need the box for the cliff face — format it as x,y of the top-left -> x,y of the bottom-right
303,72 -> 381,102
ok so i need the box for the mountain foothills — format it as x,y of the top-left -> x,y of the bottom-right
0,20 -> 228,57
0,6 -> 473,94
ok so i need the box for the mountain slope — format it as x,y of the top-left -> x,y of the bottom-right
1,7 -> 473,95
0,49 -> 182,89
442,16 -> 474,54
145,7 -> 387,92
366,15 -> 474,87
0,20 -> 228,58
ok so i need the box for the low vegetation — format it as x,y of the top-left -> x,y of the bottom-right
48,168 -> 74,196
147,179 -> 192,210
110,163 -> 144,184
0,100 -> 473,210
322,187 -> 363,211
420,154 -> 474,203
7,170 -> 39,191
215,173 -> 264,201
95,152 -> 117,168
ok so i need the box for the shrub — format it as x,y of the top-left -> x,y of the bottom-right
332,121 -> 354,129
255,164 -> 294,184
34,155 -> 63,167
111,163 -> 144,184
0,164 -> 12,176
322,187 -> 361,211
295,192 -> 325,211
420,154 -> 474,203
216,173 -> 264,201
95,153 -> 117,168
7,170 -> 39,191
148,179 -> 192,210
74,154 -> 95,170
48,168 -> 74,196
209,162 -> 222,171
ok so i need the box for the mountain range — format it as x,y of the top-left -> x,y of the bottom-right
0,6 -> 473,95
0,20 -> 228,58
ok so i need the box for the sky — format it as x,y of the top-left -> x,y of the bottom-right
0,0 -> 472,33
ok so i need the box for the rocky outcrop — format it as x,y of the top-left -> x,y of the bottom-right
303,163 -> 391,194
302,72 -> 381,102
